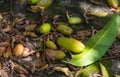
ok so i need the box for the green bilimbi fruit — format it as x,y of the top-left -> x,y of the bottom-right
107,0 -> 118,9
37,0 -> 53,8
28,0 -> 39,4
45,40 -> 57,49
57,24 -> 73,35
68,16 -> 81,25
57,37 -> 85,53
45,49 -> 66,60
39,23 -> 51,33
87,12 -> 108,17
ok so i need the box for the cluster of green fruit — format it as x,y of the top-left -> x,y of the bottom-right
27,0 -> 53,11
13,0 -> 83,60
38,12 -> 84,60
21,0 -> 86,61
39,16 -> 81,34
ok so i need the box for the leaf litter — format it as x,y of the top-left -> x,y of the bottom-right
0,7 -> 120,77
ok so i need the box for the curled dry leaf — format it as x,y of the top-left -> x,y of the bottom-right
76,30 -> 91,37
14,63 -> 28,74
23,31 -> 38,37
25,23 -> 37,31
0,62 -> 2,69
3,46 -> 12,58
100,63 -> 109,77
22,47 -> 36,57
0,47 -> 6,56
74,67 -> 83,77
53,67 -> 73,77
115,75 -> 120,77
40,64 -> 49,71
35,62 -> 46,69
36,52 -> 41,59
0,69 -> 9,77
0,13 -> 3,21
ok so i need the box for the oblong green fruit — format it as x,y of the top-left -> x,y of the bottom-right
37,0 -> 53,8
45,40 -> 57,49
68,16 -> 81,25
107,0 -> 118,8
57,24 -> 73,35
54,50 -> 66,60
27,0 -> 39,4
39,23 -> 51,33
57,37 -> 85,53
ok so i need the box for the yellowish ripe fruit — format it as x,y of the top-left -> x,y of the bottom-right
57,37 -> 85,53
13,44 -> 24,57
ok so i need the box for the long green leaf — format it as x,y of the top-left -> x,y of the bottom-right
70,14 -> 120,66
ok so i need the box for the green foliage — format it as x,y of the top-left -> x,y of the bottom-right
70,14 -> 120,66
80,62 -> 100,77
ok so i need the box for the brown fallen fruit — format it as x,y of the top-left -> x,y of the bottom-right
13,44 -> 24,57
45,49 -> 66,60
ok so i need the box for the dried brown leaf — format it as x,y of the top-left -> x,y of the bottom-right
53,67 -> 73,77
25,24 -> 36,31
3,46 -> 12,58
36,52 -> 41,59
0,69 -> 9,77
23,32 -> 37,37
76,30 -> 91,37
115,75 -> 120,77
0,47 -> 6,56
0,63 -> 2,69
22,48 -> 36,57
14,63 -> 28,74
0,13 -> 3,21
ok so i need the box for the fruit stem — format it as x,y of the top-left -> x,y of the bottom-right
66,11 -> 70,19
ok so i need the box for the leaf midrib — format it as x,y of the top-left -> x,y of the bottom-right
79,21 -> 116,61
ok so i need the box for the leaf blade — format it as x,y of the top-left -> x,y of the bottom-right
70,14 -> 120,66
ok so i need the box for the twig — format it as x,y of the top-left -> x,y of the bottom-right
99,56 -> 120,61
